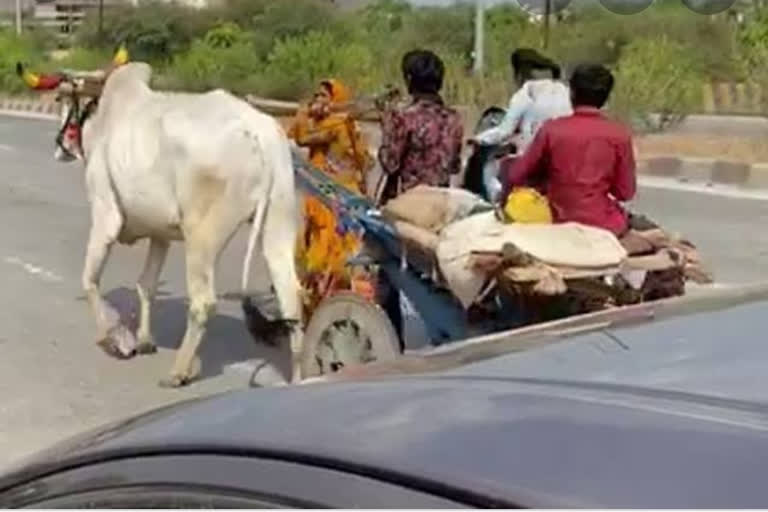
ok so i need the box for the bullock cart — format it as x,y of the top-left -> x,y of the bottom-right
276,149 -> 710,380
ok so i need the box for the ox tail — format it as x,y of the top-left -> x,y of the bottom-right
239,126 -> 301,348
240,136 -> 273,294
241,196 -> 268,294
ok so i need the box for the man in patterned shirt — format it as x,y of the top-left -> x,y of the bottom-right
376,49 -> 464,347
378,49 -> 464,202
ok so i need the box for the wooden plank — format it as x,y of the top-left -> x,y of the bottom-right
305,282 -> 768,385
623,252 -> 677,271
245,94 -> 384,123
503,264 -> 619,282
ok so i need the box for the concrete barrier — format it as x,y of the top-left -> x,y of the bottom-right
638,154 -> 768,190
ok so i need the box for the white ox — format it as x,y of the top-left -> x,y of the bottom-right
18,55 -> 303,387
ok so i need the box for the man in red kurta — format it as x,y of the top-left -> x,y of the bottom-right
499,63 -> 637,236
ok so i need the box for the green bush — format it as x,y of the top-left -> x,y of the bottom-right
360,0 -> 411,35
258,30 -> 391,100
394,6 -> 474,57
739,14 -> 768,112
77,1 -> 214,63
257,0 -> 338,40
161,24 -> 261,94
550,16 -> 626,69
258,30 -> 338,99
610,35 -> 704,132
52,47 -> 111,72
0,0 -> 753,116
546,3 -> 738,80
0,30 -> 45,95
485,5 -> 541,71
208,0 -> 270,30
739,12 -> 768,67
212,0 -> 344,61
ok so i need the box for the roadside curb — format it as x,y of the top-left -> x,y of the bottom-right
0,95 -> 58,118
637,155 -> 768,191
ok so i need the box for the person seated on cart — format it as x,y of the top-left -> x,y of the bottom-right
377,49 -> 464,344
378,49 -> 464,202
498,63 -> 636,237
288,79 -> 376,320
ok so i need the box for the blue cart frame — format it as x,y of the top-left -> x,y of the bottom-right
292,148 -> 527,350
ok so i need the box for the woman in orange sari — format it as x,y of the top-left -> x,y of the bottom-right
289,79 -> 374,320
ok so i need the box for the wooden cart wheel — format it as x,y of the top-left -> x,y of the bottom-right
301,291 -> 400,378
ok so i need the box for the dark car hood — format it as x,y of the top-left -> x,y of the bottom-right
4,375 -> 768,508
6,288 -> 768,507
445,297 -> 768,404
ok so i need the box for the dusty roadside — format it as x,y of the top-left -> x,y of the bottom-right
637,133 -> 768,164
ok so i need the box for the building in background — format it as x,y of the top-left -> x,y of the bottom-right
0,0 -> 224,34
0,0 -> 35,15
124,0 -> 222,6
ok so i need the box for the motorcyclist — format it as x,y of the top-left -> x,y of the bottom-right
468,48 -> 572,202
498,63 -> 636,237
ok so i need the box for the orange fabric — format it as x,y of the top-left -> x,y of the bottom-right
296,196 -> 371,317
289,83 -> 370,192
322,78 -> 351,104
290,79 -> 375,320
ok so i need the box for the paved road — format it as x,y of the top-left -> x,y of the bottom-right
0,115 -> 767,469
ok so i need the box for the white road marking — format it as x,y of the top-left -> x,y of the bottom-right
4,256 -> 63,283
0,109 -> 57,122
0,144 -> 14,152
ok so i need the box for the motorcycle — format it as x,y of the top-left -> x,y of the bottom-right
462,106 -> 516,203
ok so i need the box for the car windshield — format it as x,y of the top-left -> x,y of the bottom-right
1,0 -> 767,478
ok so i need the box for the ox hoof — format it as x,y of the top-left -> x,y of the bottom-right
158,375 -> 192,388
136,342 -> 158,355
96,324 -> 138,360
159,357 -> 201,389
96,335 -> 135,360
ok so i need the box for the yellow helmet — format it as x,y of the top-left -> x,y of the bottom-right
503,186 -> 553,224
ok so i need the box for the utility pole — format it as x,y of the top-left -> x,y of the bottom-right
14,0 -> 22,35
98,0 -> 104,42
543,0 -> 552,49
473,0 -> 485,75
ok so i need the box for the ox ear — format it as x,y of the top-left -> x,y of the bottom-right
15,62 -> 63,91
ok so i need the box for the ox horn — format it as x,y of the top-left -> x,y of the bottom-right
15,62 -> 63,91
112,44 -> 129,66
97,44 -> 130,84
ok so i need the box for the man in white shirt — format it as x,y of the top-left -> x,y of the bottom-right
469,49 -> 572,201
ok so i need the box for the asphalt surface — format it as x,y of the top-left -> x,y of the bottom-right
1,114 -> 767,469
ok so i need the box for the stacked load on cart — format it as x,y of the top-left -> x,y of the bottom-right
382,185 -> 712,315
